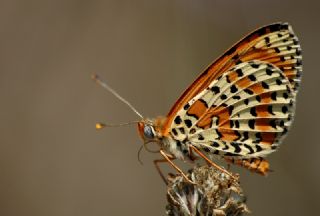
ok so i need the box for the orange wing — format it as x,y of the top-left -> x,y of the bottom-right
163,22 -> 301,135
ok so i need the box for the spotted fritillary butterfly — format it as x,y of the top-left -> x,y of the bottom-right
94,23 -> 302,183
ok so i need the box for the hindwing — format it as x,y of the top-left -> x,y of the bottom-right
169,60 -> 295,158
163,22 -> 302,136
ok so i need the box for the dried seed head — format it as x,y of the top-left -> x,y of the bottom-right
166,165 -> 250,216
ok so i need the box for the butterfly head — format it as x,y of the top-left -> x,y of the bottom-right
137,117 -> 166,142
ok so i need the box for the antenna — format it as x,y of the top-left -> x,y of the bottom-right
95,121 -> 140,130
92,74 -> 144,119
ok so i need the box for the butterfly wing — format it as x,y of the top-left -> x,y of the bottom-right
163,22 -> 302,135
171,60 -> 294,158
164,23 -> 302,174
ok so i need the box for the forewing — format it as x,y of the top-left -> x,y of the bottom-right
169,60 -> 295,158
163,22 -> 302,135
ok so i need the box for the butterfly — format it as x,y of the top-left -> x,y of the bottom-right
93,22 -> 302,183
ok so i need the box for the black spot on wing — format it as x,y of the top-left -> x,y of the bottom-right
222,142 -> 229,150
186,113 -> 199,120
228,106 -> 234,115
264,36 -> 270,44
198,134 -> 204,141
280,120 -> 285,127
172,128 -> 178,136
250,62 -> 260,69
174,116 -> 182,124
234,130 -> 241,141
241,132 -> 249,142
255,133 -> 262,143
244,144 -> 254,154
276,79 -> 282,85
244,89 -> 254,95
190,128 -> 196,134
220,94 -> 227,100
271,92 -> 277,101
248,74 -> 256,81
211,142 -> 220,148
268,105 -> 274,115
226,75 -> 231,83
203,147 -> 210,153
250,107 -> 257,117
282,106 -> 288,114
255,145 -> 263,152
230,85 -> 238,93
198,99 -> 208,108
211,86 -> 220,94
232,95 -> 241,101
184,119 -> 192,128
256,95 -> 261,102
282,127 -> 288,135
234,120 -> 240,128
266,67 -> 273,75
179,127 -> 185,134
236,68 -> 243,77
297,59 -> 302,66
231,142 -> 241,153
230,120 -> 234,128
261,81 -> 269,89
270,120 -> 277,129
248,119 -> 255,129
215,129 -> 222,139
296,48 -> 302,56
183,103 -> 190,110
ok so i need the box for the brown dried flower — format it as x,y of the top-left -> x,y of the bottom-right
166,165 -> 250,216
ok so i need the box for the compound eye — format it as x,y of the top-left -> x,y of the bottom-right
143,125 -> 155,139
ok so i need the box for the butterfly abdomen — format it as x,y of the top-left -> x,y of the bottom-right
225,157 -> 270,175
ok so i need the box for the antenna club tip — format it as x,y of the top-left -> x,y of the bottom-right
91,73 -> 99,82
95,123 -> 106,130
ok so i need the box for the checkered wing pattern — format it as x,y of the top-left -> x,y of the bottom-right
165,23 -> 302,174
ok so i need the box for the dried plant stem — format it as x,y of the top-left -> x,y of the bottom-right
166,165 -> 250,216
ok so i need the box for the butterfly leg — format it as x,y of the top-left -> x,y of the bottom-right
153,158 -> 171,185
154,150 -> 195,185
189,145 -> 238,181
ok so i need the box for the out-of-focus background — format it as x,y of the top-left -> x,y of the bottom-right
1,0 -> 319,215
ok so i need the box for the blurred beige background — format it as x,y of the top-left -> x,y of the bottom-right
0,0 -> 319,215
